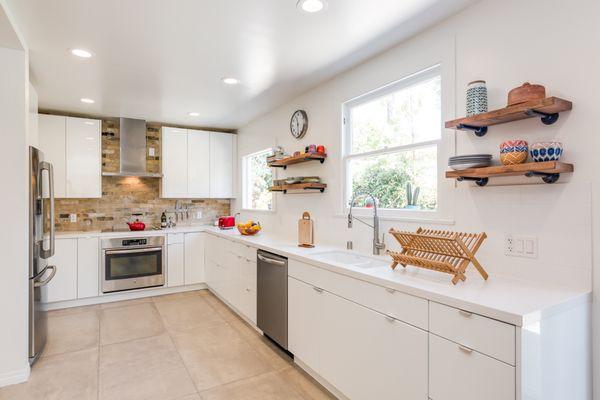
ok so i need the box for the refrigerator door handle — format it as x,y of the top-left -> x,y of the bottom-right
39,161 -> 55,259
34,265 -> 57,287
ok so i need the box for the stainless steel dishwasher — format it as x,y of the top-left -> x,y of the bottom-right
257,250 -> 288,350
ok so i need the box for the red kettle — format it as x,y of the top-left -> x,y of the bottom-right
127,219 -> 146,231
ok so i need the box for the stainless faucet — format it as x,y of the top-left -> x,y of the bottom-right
347,193 -> 385,255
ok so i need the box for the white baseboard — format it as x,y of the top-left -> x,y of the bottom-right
43,283 -> 208,310
294,358 -> 346,400
0,365 -> 30,388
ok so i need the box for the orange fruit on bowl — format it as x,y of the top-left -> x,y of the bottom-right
237,221 -> 261,236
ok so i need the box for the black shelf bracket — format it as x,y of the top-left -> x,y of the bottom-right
457,176 -> 489,187
283,187 -> 326,194
525,109 -> 560,125
457,124 -> 488,137
524,171 -> 560,184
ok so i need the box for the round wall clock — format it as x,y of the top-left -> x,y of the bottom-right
290,110 -> 308,139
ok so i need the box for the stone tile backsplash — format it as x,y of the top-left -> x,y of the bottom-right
51,120 -> 230,232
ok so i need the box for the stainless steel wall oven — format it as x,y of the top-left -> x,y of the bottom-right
101,236 -> 165,293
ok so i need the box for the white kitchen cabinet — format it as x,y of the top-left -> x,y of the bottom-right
187,130 -> 210,198
77,237 -> 99,298
209,132 -> 234,198
161,127 -> 189,198
167,234 -> 185,287
429,333 -> 515,400
44,238 -> 78,303
38,114 -> 66,198
65,117 -> 101,198
239,253 -> 257,324
184,232 -> 205,285
288,277 -> 323,374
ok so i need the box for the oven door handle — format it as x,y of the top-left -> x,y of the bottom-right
105,247 -> 163,255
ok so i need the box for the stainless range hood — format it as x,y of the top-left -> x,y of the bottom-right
102,118 -> 162,178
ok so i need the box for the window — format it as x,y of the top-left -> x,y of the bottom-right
242,149 -> 274,211
343,65 -> 441,215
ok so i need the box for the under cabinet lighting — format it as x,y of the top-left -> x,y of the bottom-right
80,98 -> 95,104
70,48 -> 93,58
221,77 -> 240,85
297,0 -> 327,13
188,112 -> 200,117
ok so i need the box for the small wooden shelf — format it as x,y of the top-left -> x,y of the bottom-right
268,153 -> 326,169
269,183 -> 327,193
445,97 -> 572,136
446,161 -> 573,186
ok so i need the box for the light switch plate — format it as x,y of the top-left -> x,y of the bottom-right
148,147 -> 155,157
196,211 -> 203,219
70,213 -> 77,223
505,234 -> 538,258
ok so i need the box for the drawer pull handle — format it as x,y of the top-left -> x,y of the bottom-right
385,288 -> 395,294
313,286 -> 324,293
459,310 -> 473,318
458,345 -> 473,354
385,315 -> 396,323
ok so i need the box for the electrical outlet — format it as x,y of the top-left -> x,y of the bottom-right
505,234 -> 538,258
148,147 -> 155,157
70,213 -> 77,223
196,211 -> 203,219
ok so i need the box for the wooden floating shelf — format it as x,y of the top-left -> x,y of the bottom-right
269,183 -> 327,194
268,153 -> 327,169
446,161 -> 573,186
445,97 -> 572,136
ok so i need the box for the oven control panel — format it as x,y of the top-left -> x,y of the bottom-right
122,238 -> 148,246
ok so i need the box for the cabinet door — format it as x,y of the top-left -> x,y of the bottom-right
66,117 -> 101,198
77,237 -> 99,298
162,127 -> 188,198
429,333 -> 515,400
240,258 -> 257,323
209,132 -> 234,198
44,238 -> 78,303
38,114 -> 66,198
184,232 -> 205,285
167,243 -> 185,287
187,130 -> 210,198
288,277 -> 322,372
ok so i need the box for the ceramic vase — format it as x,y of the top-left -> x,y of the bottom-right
466,80 -> 488,117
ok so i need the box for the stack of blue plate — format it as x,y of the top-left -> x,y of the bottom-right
448,154 -> 492,170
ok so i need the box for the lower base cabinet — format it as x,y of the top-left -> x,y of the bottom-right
429,333 -> 515,400
45,238 -> 78,303
167,242 -> 184,287
289,276 -> 428,400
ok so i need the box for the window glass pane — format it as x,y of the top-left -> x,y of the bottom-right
350,75 -> 441,154
349,146 -> 437,210
245,150 -> 273,210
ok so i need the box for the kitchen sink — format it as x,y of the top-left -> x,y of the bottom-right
312,250 -> 389,269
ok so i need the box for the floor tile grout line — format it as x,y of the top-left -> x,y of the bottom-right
163,328 -> 203,399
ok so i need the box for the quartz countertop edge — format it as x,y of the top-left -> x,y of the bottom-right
55,226 -> 591,327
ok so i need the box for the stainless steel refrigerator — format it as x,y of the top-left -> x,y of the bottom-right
29,146 -> 57,364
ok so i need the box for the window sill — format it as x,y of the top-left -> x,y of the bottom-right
240,208 -> 277,214
334,213 -> 455,225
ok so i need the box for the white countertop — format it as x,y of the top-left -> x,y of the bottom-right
57,226 -> 591,326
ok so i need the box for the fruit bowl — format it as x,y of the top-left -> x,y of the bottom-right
237,222 -> 262,236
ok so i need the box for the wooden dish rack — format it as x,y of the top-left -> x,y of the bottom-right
387,228 -> 488,285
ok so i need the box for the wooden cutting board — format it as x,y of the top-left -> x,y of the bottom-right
298,211 -> 314,248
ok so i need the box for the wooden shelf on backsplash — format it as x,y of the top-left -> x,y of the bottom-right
446,161 -> 574,186
268,153 -> 327,169
445,97 -> 572,136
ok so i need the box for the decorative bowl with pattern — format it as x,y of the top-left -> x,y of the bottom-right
499,140 -> 528,165
530,142 -> 563,162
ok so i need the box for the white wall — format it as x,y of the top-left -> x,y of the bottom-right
236,0 -> 600,393
0,0 -> 30,388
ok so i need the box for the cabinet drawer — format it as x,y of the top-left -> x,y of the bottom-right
167,233 -> 184,244
429,334 -> 515,400
289,259 -> 427,329
429,302 -> 515,365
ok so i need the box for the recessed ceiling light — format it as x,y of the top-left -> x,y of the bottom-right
80,98 -> 95,104
188,112 -> 200,117
297,0 -> 327,13
221,77 -> 240,85
70,48 -> 93,58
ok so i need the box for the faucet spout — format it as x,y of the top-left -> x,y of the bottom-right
347,193 -> 385,255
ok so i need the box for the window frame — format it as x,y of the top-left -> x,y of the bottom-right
241,148 -> 276,213
341,64 -> 448,221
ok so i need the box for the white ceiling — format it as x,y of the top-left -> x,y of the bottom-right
7,0 -> 475,129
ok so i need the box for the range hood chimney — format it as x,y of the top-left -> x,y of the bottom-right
102,118 -> 162,178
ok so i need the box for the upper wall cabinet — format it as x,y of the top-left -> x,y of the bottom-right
38,114 -> 101,198
161,127 -> 234,199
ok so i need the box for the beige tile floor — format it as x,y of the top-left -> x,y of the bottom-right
0,290 -> 335,400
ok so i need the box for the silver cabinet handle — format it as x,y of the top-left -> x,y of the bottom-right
257,254 -> 286,266
312,286 -> 324,293
40,161 -> 55,259
245,288 -> 251,292
458,345 -> 473,354
105,247 -> 163,255
385,315 -> 396,323
385,287 -> 395,294
35,265 -> 57,287
459,310 -> 473,318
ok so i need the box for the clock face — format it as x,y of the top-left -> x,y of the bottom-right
290,110 -> 308,139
